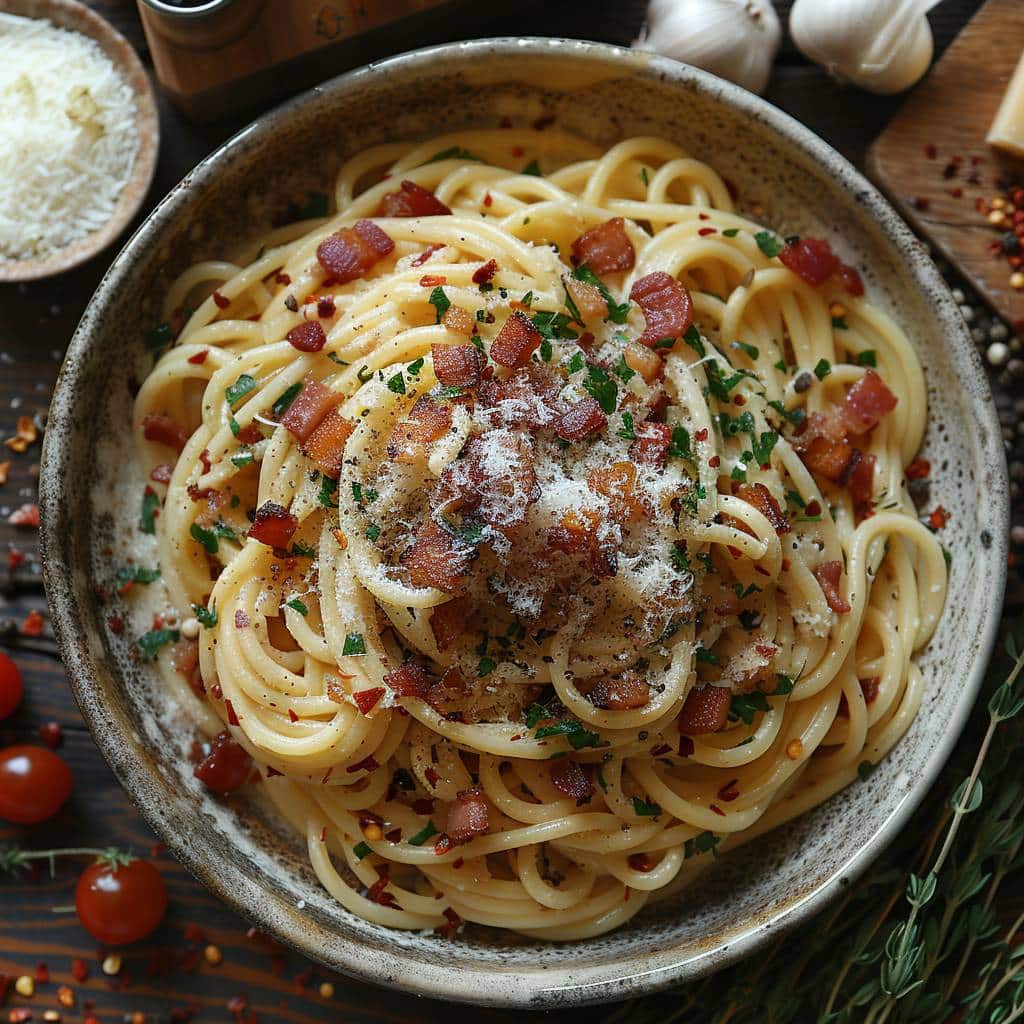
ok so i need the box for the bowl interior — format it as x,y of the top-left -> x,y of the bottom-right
0,0 -> 159,282
40,40 -> 1008,1008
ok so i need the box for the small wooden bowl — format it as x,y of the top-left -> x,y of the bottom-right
0,0 -> 159,282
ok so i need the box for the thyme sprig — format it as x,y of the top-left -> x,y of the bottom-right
0,845 -> 134,876
606,621 -> 1024,1024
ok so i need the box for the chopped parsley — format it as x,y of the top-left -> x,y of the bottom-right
117,565 -> 160,584
429,146 -> 480,163
731,341 -> 759,360
428,286 -> 450,324
722,228 -> 740,238
751,429 -> 779,467
285,598 -> 309,616
582,364 -> 618,414
407,357 -> 424,376
532,715 -> 603,750
832,316 -> 849,330
531,309 -> 579,341
858,760 -> 876,781
192,603 -> 218,628
342,632 -> 366,656
616,412 -> 636,441
668,426 -> 695,463
754,231 -> 782,258
730,691 -> 771,725
671,546 -> 691,573
857,349 -> 878,367
640,167 -> 650,186
272,383 -> 302,417
683,831 -> 720,859
318,475 -> 338,508
772,673 -> 795,695
145,322 -> 173,355
365,524 -> 381,541
387,372 -> 406,395
135,627 -> 179,662
613,355 -> 635,382
353,841 -> 372,860
768,399 -> 806,426
814,358 -> 832,380
597,765 -> 609,792
539,337 -> 553,362
567,351 -> 585,375
357,365 -> 373,384
229,416 -> 241,437
291,541 -> 316,557
231,452 -> 254,469
190,522 -> 219,554
478,656 -> 497,677
327,352 -> 349,366
572,265 -> 630,324
522,159 -> 541,176
695,647 -> 720,665
407,821 -> 438,847
140,490 -> 161,535
632,797 -> 662,817
225,373 -> 257,406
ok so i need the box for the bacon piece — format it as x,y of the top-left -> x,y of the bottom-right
142,413 -> 190,453
236,424 -> 263,446
813,560 -> 851,613
802,434 -> 855,482
556,397 -> 607,441
906,457 -> 930,480
839,262 -> 864,296
248,501 -> 299,550
860,677 -> 880,705
170,638 -> 199,675
384,660 -> 434,698
194,731 -> 252,794
402,521 -> 476,592
440,307 -> 476,337
472,259 -> 498,284
432,343 -> 484,388
571,217 -> 635,274
430,596 -> 468,651
550,760 -> 593,804
588,461 -> 645,521
425,666 -> 473,717
630,272 -> 694,347
379,180 -> 451,217
842,369 -> 898,434
315,219 -> 394,283
848,451 -> 876,514
677,685 -> 731,735
779,237 -> 839,286
280,379 -> 340,442
565,277 -> 607,321
446,786 -> 489,845
387,397 -> 453,463
286,321 -> 326,353
477,365 -> 562,429
623,341 -> 662,383
547,510 -> 592,555
586,671 -> 650,710
302,408 -> 355,478
736,482 -> 790,535
630,421 -> 672,466
490,310 -> 542,368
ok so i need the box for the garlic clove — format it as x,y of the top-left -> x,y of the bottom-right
634,0 -> 782,96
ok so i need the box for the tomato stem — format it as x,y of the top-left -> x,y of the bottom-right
0,844 -> 133,875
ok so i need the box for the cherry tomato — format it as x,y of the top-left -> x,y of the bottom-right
75,857 -> 167,944
0,745 -> 73,824
194,730 -> 252,794
0,651 -> 23,720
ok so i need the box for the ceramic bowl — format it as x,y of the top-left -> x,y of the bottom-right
0,0 -> 159,282
39,39 -> 1008,1009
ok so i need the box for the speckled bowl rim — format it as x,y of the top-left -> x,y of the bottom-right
39,38 -> 1008,1008
0,0 -> 160,282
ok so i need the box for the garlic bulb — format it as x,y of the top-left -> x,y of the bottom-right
633,0 -> 781,96
790,0 -> 940,96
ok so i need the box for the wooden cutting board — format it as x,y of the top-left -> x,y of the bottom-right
868,0 -> 1024,328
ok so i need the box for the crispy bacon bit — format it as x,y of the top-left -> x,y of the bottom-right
472,259 -> 498,285
402,521 -> 476,592
849,452 -> 876,515
813,560 -> 851,613
384,660 -> 434,698
432,343 -> 484,387
571,217 -> 635,274
678,685 -> 731,735
556,397 -> 607,441
565,277 -> 607,321
248,501 -> 298,549
170,638 -> 199,676
440,306 -> 476,336
861,677 -> 881,705
430,596 -> 467,651
802,432 -> 856,482
379,179 -> 451,217
490,310 -> 542,368
477,364 -> 562,428
187,350 -> 208,365
420,274 -> 446,287
302,408 -> 355,477
550,759 -> 593,805
839,262 -> 864,296
929,505 -> 951,530
8,503 -> 40,527
315,219 -> 394,283
280,379 -> 340,442
194,731 -> 252,794
623,341 -> 662,383
446,786 -> 489,845
143,412 -> 190,453
906,457 -> 931,480
387,396 -> 453,462
353,687 -> 385,715
588,461 -> 645,521
212,291 -> 230,309
842,370 -> 898,434
286,320 -> 327,353
586,671 -> 650,710
630,421 -> 672,466
412,243 -> 444,267
778,237 -> 839,286
630,271 -> 694,346
736,482 -> 790,534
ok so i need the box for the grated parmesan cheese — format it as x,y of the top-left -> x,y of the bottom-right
0,13 -> 139,262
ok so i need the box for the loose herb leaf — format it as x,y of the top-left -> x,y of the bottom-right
285,598 -> 309,616
231,452 -> 254,468
353,841 -> 372,860
319,475 -> 339,509
140,490 -> 161,535
428,286 -> 450,324
190,522 -> 219,554
342,632 -> 366,656
617,412 -> 636,440
272,382 -> 302,417
731,341 -> 759,360
754,231 -> 782,258
722,228 -> 740,238
730,691 -> 771,725
478,657 -> 497,677
135,628 -> 179,662
582,365 -> 619,414
225,374 -> 257,406
632,796 -> 662,817
531,310 -> 579,341
858,349 -> 878,367
116,566 -> 161,584
365,524 -> 381,541
407,821 -> 438,847
192,603 -> 218,628
145,322 -> 173,354
429,146 -> 480,163
814,358 -> 832,380
572,264 -> 630,324
521,159 -> 541,176
387,372 -> 406,395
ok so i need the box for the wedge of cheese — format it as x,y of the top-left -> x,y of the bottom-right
988,51 -> 1024,158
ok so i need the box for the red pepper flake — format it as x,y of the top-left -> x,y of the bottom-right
697,227 -> 717,236
7,546 -> 24,571
472,258 -> 498,284
483,192 -> 493,208
198,449 -> 212,473
187,350 -> 208,365
317,296 -> 336,319
184,922 -> 206,945
698,212 -> 710,221
710,803 -> 726,816
225,699 -> 240,726
733,394 -> 746,406
353,687 -> 385,715
678,735 -> 695,757
717,779 -> 740,802
346,754 -> 379,774
274,271 -> 291,285
452,857 -> 464,869
385,828 -> 402,842
511,145 -> 524,158
367,875 -> 400,908
906,458 -> 930,480
411,243 -> 443,267
949,187 -> 963,199
420,274 -> 447,287
72,958 -> 89,983
804,499 -> 822,516
7,503 -> 40,527
21,609 -> 44,636
212,291 -> 231,309
434,833 -> 453,856
708,455 -> 721,468
425,766 -> 440,788
924,143 -> 937,159
928,505 -> 950,530
913,197 -> 930,211
627,852 -> 653,872
695,428 -> 709,442
650,743 -> 672,756
107,614 -> 124,633
287,708 -> 299,723
38,722 -> 61,749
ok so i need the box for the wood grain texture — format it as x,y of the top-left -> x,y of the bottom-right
0,1 -> 994,1021
869,0 -> 1024,326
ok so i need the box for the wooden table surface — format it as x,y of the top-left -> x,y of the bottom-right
0,1 -> 1005,1022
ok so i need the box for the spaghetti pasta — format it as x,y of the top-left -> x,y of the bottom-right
130,131 -> 947,940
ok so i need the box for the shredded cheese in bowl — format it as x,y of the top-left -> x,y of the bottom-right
0,12 -> 139,264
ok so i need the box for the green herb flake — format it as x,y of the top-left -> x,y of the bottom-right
342,632 -> 366,656
145,322 -> 173,353
567,351 -> 585,375
814,358 -> 832,380
229,416 -> 241,437
539,337 -> 553,363
858,349 -> 878,367
632,797 -> 662,817
353,840 -> 372,860
684,831 -> 720,859
407,821 -> 438,847
428,146 -> 480,163
365,524 -> 381,542
318,475 -> 339,509
190,522 -> 219,554
522,159 -> 541,176
116,566 -> 161,584
357,365 -> 373,384
640,167 -> 650,186
722,228 -> 740,238
407,357 -> 425,376
572,265 -> 630,324
613,355 -> 636,382
135,627 -> 179,662
683,325 -> 705,357
616,412 -> 636,441
832,316 -> 849,330
478,656 -> 498,677
285,598 -> 309,616
192,603 -> 218,628
857,760 -> 876,781
582,364 -> 619,414
291,541 -> 316,558
231,452 -> 254,469
427,286 -> 450,324
272,382 -> 302,417
730,691 -> 771,725
754,231 -> 782,258
731,341 -> 759,360
696,647 -> 720,665
530,310 -> 578,342
225,374 -> 257,406
387,372 -> 406,395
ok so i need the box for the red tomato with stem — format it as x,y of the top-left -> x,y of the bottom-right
75,857 -> 168,945
0,652 -> 23,720
0,745 -> 72,824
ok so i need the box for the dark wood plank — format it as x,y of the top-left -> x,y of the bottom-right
0,1 -> 1000,1021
